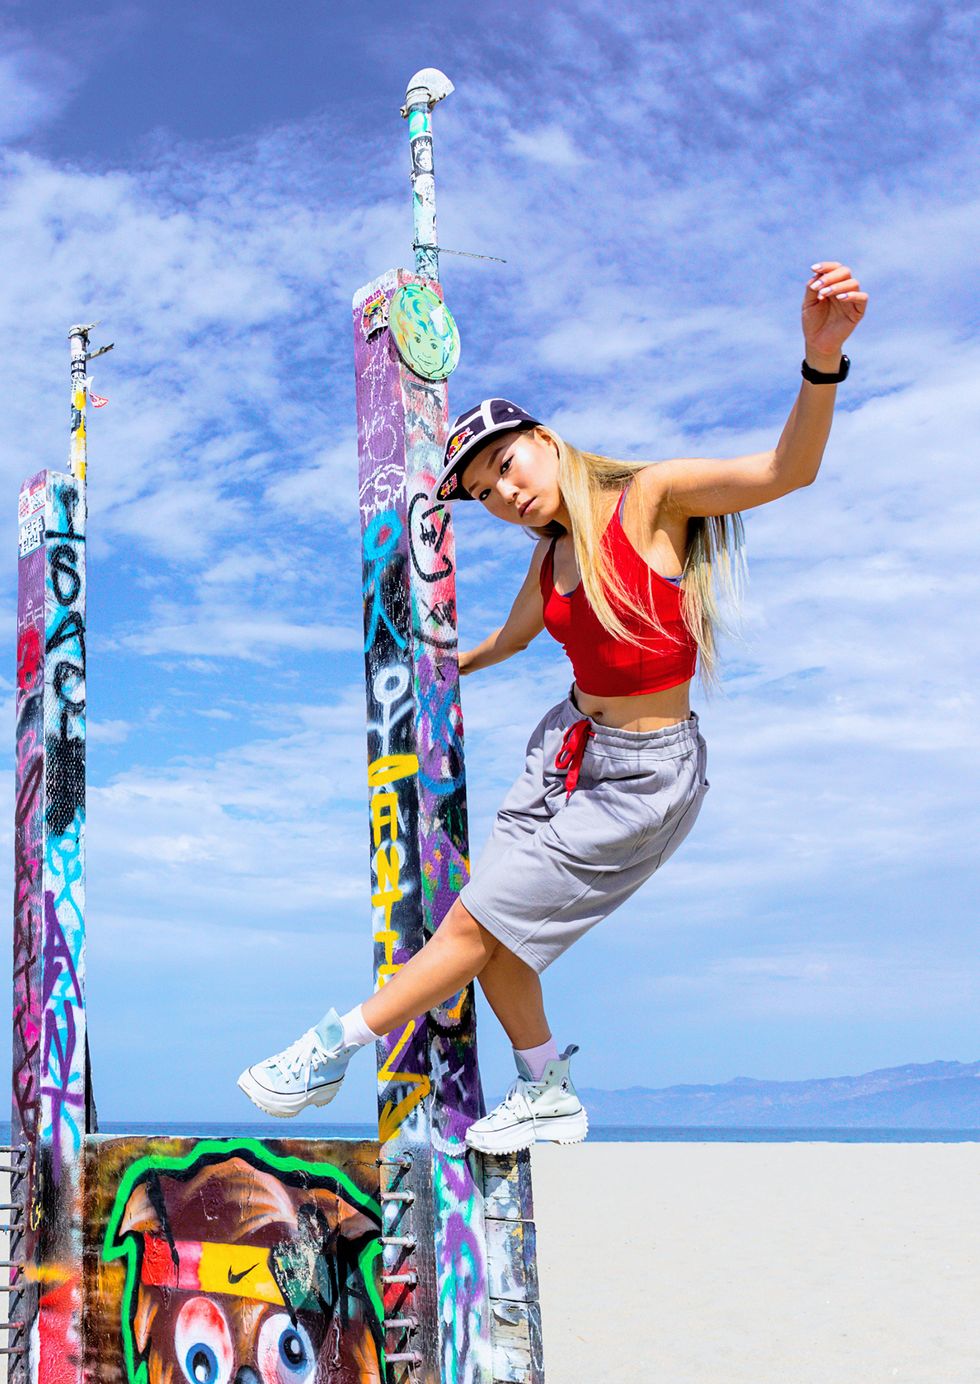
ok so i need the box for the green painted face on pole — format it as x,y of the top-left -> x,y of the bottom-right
389,284 -> 461,381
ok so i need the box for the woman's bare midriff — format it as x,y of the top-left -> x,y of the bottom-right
572,679 -> 692,731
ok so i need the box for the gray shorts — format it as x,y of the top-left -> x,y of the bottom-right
460,693 -> 709,972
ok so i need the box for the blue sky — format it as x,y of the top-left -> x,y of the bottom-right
0,0 -> 977,1123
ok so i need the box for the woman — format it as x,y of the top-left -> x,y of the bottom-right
239,261 -> 868,1154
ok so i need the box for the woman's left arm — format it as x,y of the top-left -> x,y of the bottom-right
650,262 -> 869,518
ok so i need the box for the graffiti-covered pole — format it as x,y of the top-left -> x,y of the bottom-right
352,70 -> 543,1383
8,326 -> 107,1382
355,65 -> 492,1382
402,67 -> 454,282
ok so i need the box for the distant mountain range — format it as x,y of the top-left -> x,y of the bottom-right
580,1060 -> 980,1128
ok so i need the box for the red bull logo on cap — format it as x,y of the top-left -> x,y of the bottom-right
438,472 -> 459,500
446,426 -> 472,461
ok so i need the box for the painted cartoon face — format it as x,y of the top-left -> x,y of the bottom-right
167,1295 -> 319,1384
388,283 -> 460,380
461,427 -> 565,528
105,1147 -> 384,1384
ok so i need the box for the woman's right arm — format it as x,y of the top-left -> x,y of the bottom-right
459,540 -> 549,675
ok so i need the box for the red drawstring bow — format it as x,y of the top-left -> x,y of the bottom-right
555,718 -> 594,799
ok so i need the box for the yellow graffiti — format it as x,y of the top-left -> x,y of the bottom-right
445,987 -> 466,1022
367,753 -> 418,786
372,846 -> 403,918
370,792 -> 398,846
70,383 -> 87,483
23,1261 -> 74,1286
368,750 -> 430,1141
377,1018 -> 432,1143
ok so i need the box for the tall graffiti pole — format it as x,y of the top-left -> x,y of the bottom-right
9,325 -> 109,1383
353,72 -> 542,1383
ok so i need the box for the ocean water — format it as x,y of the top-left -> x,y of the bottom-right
2,1121 -> 978,1145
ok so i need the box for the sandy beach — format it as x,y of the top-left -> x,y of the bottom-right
2,1142 -> 977,1382
532,1142 -> 980,1383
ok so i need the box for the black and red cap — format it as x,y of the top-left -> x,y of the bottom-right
434,398 -> 540,502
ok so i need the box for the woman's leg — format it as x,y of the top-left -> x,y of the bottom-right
360,896 -> 551,1050
475,945 -> 551,1050
361,896 -> 498,1036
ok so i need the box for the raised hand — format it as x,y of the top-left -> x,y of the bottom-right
802,262 -> 868,362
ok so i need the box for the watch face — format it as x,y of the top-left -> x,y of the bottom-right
389,284 -> 461,381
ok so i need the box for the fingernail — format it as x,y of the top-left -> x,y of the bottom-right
837,292 -> 850,299
817,288 -> 828,298
810,263 -> 822,271
811,277 -> 824,289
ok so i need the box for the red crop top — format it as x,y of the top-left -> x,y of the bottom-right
539,487 -> 697,697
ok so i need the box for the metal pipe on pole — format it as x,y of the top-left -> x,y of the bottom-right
402,68 -> 455,282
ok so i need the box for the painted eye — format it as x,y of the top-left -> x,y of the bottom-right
500,459 -> 510,475
257,1312 -> 316,1383
187,1346 -> 218,1383
174,1298 -> 233,1384
478,488 -> 491,502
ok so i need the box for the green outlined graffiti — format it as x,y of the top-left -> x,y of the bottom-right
101,1137 -> 384,1384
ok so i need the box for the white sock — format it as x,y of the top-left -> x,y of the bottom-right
514,1037 -> 560,1082
340,1004 -> 381,1050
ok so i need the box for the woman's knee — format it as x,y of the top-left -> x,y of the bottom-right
438,898 -> 499,958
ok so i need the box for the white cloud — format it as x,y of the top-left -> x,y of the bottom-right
506,123 -> 583,168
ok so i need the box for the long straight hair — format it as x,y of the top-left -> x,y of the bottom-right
529,426 -> 746,690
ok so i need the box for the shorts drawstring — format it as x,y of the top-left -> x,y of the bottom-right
555,718 -> 593,799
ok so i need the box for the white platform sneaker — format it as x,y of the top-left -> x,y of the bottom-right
465,1044 -> 589,1154
237,1008 -> 356,1118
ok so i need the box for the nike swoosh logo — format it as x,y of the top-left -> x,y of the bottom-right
228,1262 -> 260,1285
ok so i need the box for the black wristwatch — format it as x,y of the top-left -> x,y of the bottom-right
801,354 -> 850,384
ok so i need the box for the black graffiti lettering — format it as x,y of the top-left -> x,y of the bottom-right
408,491 -> 453,584
52,661 -> 85,713
60,485 -> 80,537
50,544 -> 81,606
424,598 -> 455,627
46,609 -> 86,662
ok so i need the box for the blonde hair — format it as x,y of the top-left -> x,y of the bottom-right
530,426 -> 746,690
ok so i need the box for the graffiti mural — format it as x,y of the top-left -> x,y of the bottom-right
84,1137 -> 384,1384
